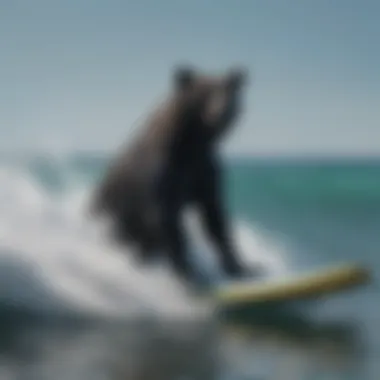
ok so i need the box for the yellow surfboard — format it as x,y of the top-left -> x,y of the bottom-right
214,264 -> 371,307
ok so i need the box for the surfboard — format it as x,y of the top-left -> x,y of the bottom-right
213,264 -> 371,307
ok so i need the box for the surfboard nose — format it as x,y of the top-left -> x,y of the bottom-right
214,263 -> 372,307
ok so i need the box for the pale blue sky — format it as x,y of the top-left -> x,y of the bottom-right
0,0 -> 379,156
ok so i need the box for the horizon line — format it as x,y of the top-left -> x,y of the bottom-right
0,148 -> 378,162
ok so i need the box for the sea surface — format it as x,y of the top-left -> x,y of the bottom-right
0,153 -> 378,379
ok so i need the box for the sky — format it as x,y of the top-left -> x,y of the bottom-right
0,0 -> 379,157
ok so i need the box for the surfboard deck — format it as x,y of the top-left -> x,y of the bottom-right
212,264 -> 371,307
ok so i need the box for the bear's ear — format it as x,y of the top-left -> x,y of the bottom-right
227,67 -> 249,89
173,65 -> 196,90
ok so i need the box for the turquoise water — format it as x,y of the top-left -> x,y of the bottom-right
228,159 -> 380,379
0,154 -> 378,379
229,159 -> 380,267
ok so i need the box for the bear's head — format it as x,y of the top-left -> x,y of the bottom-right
172,65 -> 249,140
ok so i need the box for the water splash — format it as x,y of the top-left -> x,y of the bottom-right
0,157 -> 289,319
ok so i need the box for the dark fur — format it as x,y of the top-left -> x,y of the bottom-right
91,65 -> 251,282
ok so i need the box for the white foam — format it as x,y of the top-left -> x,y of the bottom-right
0,162 -> 289,319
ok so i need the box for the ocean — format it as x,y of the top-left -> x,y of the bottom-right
0,153 -> 378,379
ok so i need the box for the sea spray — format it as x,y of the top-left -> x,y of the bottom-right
0,154 -> 288,319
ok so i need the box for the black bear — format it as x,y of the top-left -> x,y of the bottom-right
91,65 -> 256,284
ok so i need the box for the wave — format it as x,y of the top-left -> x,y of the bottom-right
0,155 -> 288,319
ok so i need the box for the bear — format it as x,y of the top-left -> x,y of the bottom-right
90,65 -> 257,285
